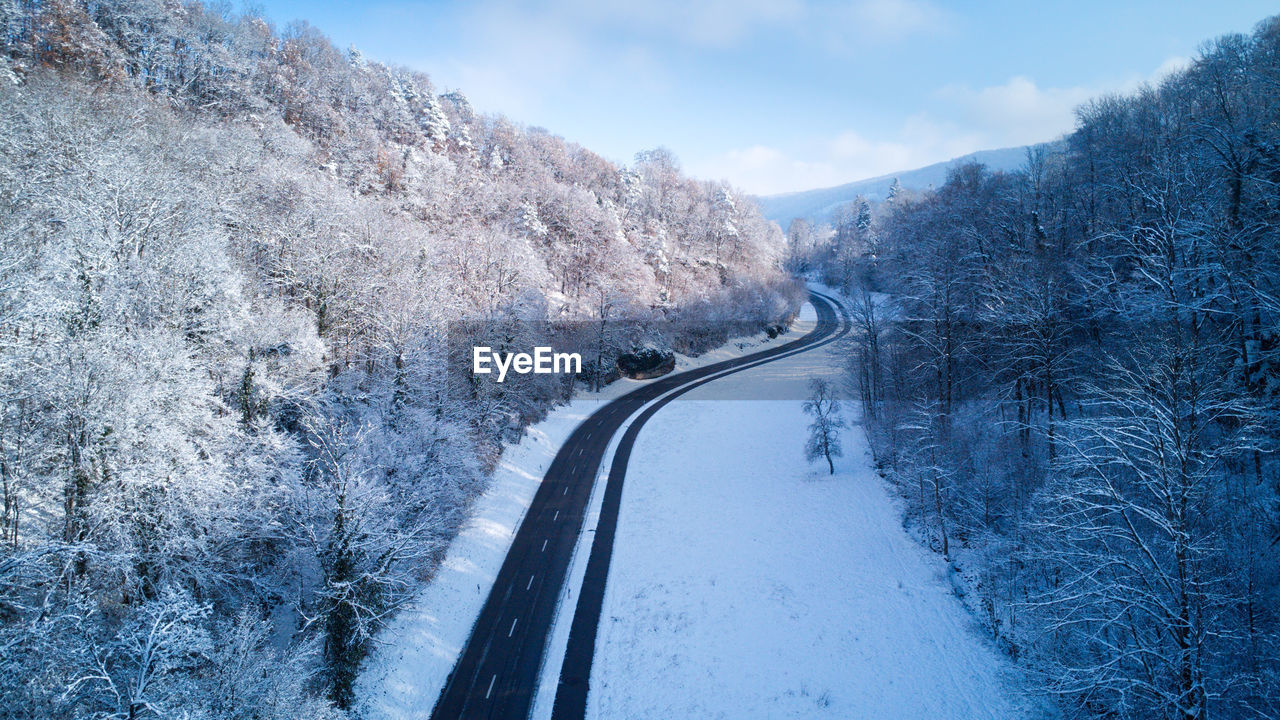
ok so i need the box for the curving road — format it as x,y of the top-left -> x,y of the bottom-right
430,290 -> 849,720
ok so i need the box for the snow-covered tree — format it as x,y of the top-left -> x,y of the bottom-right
0,5 -> 800,716
803,379 -> 843,475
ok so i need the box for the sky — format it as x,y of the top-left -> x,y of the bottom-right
252,1 -> 1277,196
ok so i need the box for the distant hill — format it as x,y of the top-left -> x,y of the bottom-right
755,146 -> 1032,226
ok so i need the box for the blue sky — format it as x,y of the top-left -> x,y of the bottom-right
253,1 -> 1276,195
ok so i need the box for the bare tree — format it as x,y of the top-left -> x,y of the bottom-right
803,379 -> 844,475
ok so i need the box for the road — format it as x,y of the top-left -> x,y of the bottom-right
430,290 -> 849,720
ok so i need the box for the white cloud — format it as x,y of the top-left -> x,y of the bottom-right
793,0 -> 951,55
698,146 -> 842,196
697,52 -> 1199,196
696,116 -> 984,195
841,0 -> 950,41
935,76 -> 1094,147
933,55 -> 1194,149
567,0 -> 806,48
382,0 -> 1197,196
556,0 -> 944,49
408,0 -> 676,121
830,116 -> 982,168
1151,55 -> 1192,82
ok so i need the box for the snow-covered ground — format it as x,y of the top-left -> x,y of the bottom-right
568,310 -> 1044,719
355,316 -> 813,720
358,293 -> 1042,720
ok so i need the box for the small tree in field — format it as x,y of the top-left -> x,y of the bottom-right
803,379 -> 844,474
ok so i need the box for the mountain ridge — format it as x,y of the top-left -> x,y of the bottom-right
755,146 -> 1034,225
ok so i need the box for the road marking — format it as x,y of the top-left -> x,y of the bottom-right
542,539 -> 548,552
486,674 -> 497,700
509,618 -> 518,637
527,574 -> 535,590
553,510 -> 559,521
563,486 -> 568,495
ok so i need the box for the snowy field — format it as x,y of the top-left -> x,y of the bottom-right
355,315 -> 813,720
575,318 -> 1044,719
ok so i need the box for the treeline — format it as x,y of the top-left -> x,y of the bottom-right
0,1 -> 796,717
795,15 -> 1280,719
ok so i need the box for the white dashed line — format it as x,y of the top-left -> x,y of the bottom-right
486,674 -> 497,699
541,539 -> 548,552
527,574 -> 535,590
563,486 -> 568,495
553,510 -> 559,521
509,618 -> 518,637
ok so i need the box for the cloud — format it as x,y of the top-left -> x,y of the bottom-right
699,145 -> 843,196
369,2 -> 1197,196
791,0 -> 951,55
934,55 -> 1194,148
935,76 -> 1094,147
1151,55 -> 1192,82
404,0 -> 677,120
567,0 -> 806,48
829,116 -> 981,169
841,0 -> 950,41
696,116 -> 984,195
554,0 -> 944,49
696,52 -> 1200,196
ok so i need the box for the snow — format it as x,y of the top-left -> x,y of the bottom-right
559,310 -> 1044,719
529,300 -> 825,720
355,318 -> 809,720
358,294 -> 1043,720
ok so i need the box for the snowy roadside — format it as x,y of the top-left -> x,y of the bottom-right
354,317 -> 811,720
526,301 -> 824,720
572,290 -> 1049,719
815,281 -> 1027,661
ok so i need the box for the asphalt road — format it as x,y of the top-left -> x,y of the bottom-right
430,291 -> 849,720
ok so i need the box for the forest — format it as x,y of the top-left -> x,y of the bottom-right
793,14 -> 1280,719
0,1 -> 798,717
